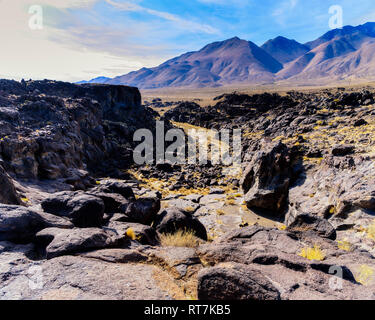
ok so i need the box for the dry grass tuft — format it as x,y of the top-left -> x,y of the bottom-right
356,265 -> 374,286
216,209 -> 225,216
225,199 -> 236,206
299,244 -> 325,261
337,240 -> 352,252
160,230 -> 201,248
367,220 -> 375,240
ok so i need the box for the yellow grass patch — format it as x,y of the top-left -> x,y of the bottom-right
160,230 -> 200,248
356,265 -> 374,286
367,220 -> 375,241
337,240 -> 352,252
184,206 -> 196,213
299,245 -> 325,261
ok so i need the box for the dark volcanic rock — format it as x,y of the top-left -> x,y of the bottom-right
120,197 -> 160,225
0,165 -> 21,205
241,141 -> 291,214
41,191 -> 105,227
92,180 -> 135,199
197,225 -> 375,300
0,205 -> 49,242
88,192 -> 129,214
0,79 -> 156,182
154,208 -> 207,240
197,263 -> 280,300
0,253 -> 170,300
36,227 -> 121,259
287,213 -> 336,240
332,145 -> 355,157
80,248 -> 149,264
163,102 -> 216,126
353,118 -> 368,127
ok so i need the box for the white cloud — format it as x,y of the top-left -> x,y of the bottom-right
105,0 -> 219,34
0,0 -> 200,81
0,0 -> 222,81
0,0 -> 161,81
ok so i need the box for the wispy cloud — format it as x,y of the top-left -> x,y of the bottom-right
272,0 -> 299,25
105,0 -> 219,34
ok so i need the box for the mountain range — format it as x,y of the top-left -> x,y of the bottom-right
80,22 -> 375,88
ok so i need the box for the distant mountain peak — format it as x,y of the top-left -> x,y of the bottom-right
261,36 -> 309,64
81,22 -> 375,88
227,36 -> 241,41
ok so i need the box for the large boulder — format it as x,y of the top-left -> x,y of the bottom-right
92,180 -> 135,200
0,165 -> 21,205
41,191 -> 105,227
0,205 -> 49,242
241,141 -> 291,214
197,263 -> 280,300
287,213 -> 336,240
286,157 -> 375,224
153,208 -> 207,240
79,248 -> 149,264
120,197 -> 160,225
88,191 -> 129,214
36,227 -> 122,259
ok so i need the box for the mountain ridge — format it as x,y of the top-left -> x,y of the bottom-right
80,22 -> 375,88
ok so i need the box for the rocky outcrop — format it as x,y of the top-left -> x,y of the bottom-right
241,141 -> 291,215
163,102 -> 218,126
36,227 -> 123,259
0,79 -> 155,184
41,192 -> 105,228
91,180 -> 135,199
0,205 -> 69,243
287,213 -> 336,240
1,82 -> 375,301
0,253 -> 171,300
286,157 -> 375,226
197,225 -> 375,300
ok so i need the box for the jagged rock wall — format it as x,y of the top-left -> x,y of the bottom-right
0,79 -> 155,185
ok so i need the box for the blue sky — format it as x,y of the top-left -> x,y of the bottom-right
1,0 -> 375,81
